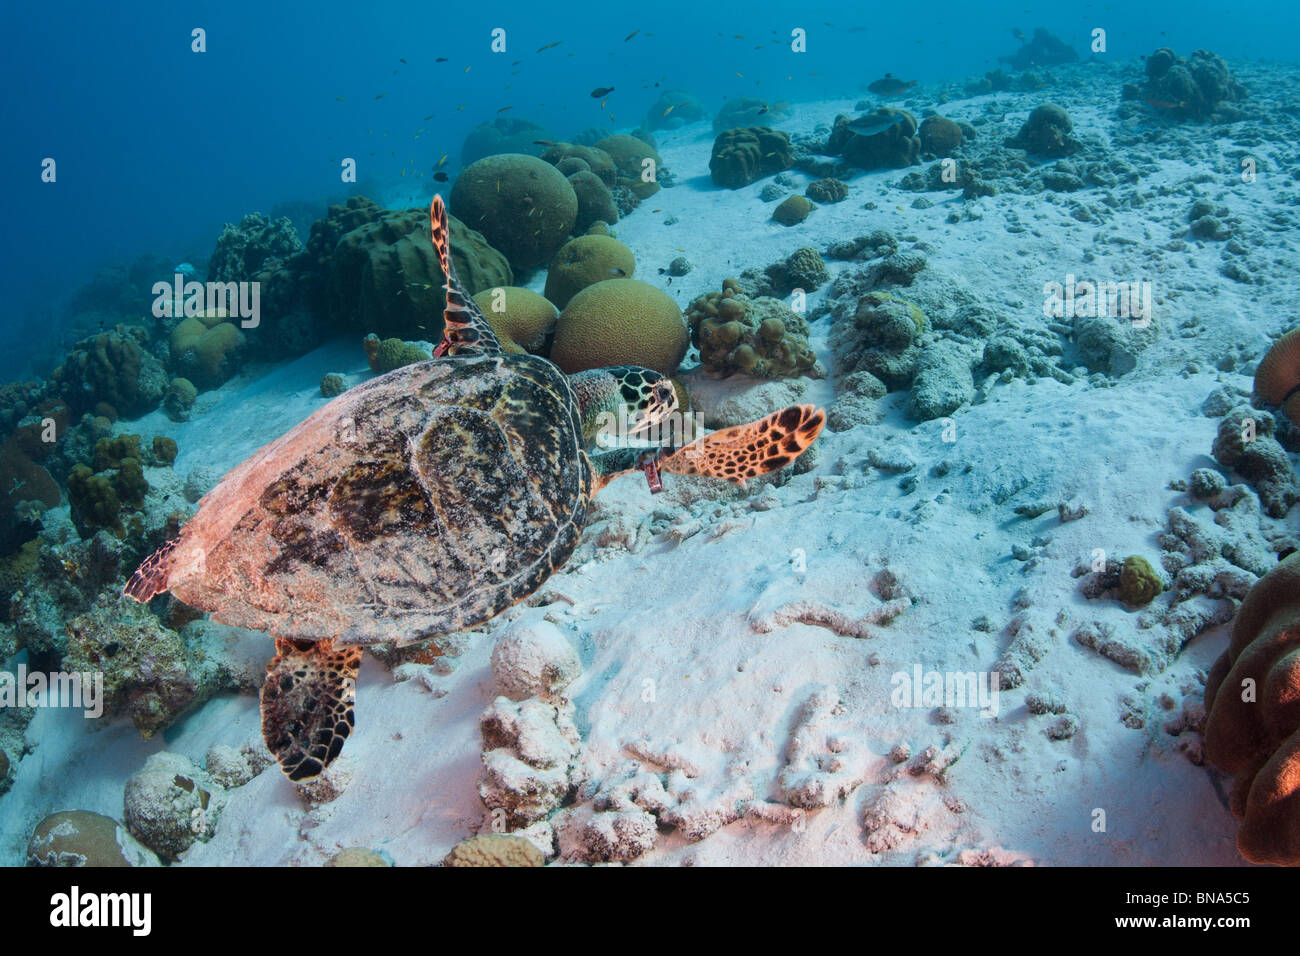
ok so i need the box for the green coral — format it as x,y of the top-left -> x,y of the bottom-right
710,126 -> 794,189
772,195 -> 812,226
543,236 -> 636,309
450,154 -> 577,269
374,338 -> 431,373
320,373 -> 345,398
1119,555 -> 1163,608
163,378 -> 197,422
68,439 -> 151,536
67,466 -> 121,535
93,434 -> 141,471
594,134 -> 665,200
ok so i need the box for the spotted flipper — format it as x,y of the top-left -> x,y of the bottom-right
430,194 -> 502,357
659,404 -> 825,486
261,638 -> 362,782
590,405 -> 825,493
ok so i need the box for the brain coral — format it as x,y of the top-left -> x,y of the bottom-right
710,126 -> 794,189
686,278 -> 820,379
162,377 -> 197,422
805,178 -> 849,203
550,278 -> 688,375
472,287 -> 559,354
1204,551 -> 1300,865
169,314 -> 243,389
444,833 -> 544,867
1253,327 -> 1300,424
826,109 -> 921,170
540,143 -> 616,187
543,235 -> 636,309
593,134 -> 664,200
372,338 -> 430,373
918,115 -> 963,156
451,154 -> 578,269
773,195 -> 812,226
27,810 -> 159,867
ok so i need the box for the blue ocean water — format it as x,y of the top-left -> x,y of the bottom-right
4,0 -> 1296,380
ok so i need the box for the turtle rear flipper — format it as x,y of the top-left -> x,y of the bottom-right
430,194 -> 503,358
661,404 -> 825,486
261,638 -> 362,781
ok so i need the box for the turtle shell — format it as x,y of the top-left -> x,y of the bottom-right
152,353 -> 591,645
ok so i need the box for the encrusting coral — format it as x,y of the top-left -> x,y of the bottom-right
444,834 -> 544,867
208,212 -> 302,283
550,278 -> 688,375
685,278 -> 820,379
27,810 -> 159,867
1139,47 -> 1245,120
1203,551 -> 1300,865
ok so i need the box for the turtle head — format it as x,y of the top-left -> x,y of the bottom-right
570,365 -> 678,448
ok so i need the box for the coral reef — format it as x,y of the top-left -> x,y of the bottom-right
163,377 -> 197,422
759,248 -> 830,296
1005,104 -> 1081,158
169,312 -> 244,389
685,278 -> 820,379
27,810 -> 160,867
918,115 -> 963,156
826,110 -> 921,170
472,287 -> 558,355
772,195 -> 812,226
478,696 -> 580,828
461,115 -> 556,165
53,327 -> 167,417
208,213 -> 302,283
1211,406 -> 1298,518
1204,552 -> 1300,865
124,752 -> 225,859
1118,555 -> 1164,607
543,235 -> 636,309
1140,47 -> 1245,120
451,154 -> 578,269
320,373 -> 345,398
709,127 -> 794,189
550,278 -> 688,375
444,833 -> 544,866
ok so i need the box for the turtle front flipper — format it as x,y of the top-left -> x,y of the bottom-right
430,194 -> 503,358
261,638 -> 362,781
660,404 -> 826,486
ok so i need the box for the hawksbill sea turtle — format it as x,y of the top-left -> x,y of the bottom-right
124,195 -> 825,781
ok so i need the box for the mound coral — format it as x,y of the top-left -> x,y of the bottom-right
566,170 -> 619,233
153,390 -> 192,439
540,143 -> 616,187
124,752 -> 225,859
686,278 -> 820,379
1118,555 -> 1163,607
320,373 -> 345,398
543,235 -> 636,309
322,198 -> 512,340
451,154 -> 578,269
208,212 -> 302,283
1211,406 -> 1298,518
759,248 -> 830,295
369,337 -> 430,373
53,327 -> 167,417
593,134 -> 664,200
472,287 -> 558,354
830,291 -> 926,389
550,278 -> 688,375
713,97 -> 789,132
805,178 -> 849,203
27,810 -> 159,867
918,115 -> 963,156
709,126 -> 794,189
772,195 -> 812,226
826,109 -> 921,170
1204,551 -> 1300,864
1005,104 -> 1081,158
444,834 -> 544,867
461,115 -> 556,165
169,313 -> 243,389
1253,328 -> 1300,424
1141,47 -> 1245,120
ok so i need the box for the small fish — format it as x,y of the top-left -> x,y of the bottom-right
335,96 -> 347,101
537,40 -> 562,52
1012,28 -> 1026,41
456,104 -> 466,111
651,208 -> 662,212
867,73 -> 917,96
399,57 -> 407,64
662,105 -> 676,116
591,86 -> 615,98
757,105 -> 768,115
424,113 -> 435,120
498,105 -> 513,113
600,98 -> 608,110
401,169 -> 406,177
464,65 -> 471,73
512,60 -> 521,66
1146,97 -> 1187,110
433,171 -> 449,182
437,154 -> 448,166
733,34 -> 744,39
436,57 -> 448,62
374,93 -> 386,99
533,139 -> 558,146
625,29 -> 639,41
735,71 -> 743,78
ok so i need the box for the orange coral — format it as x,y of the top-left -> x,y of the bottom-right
1204,551 -> 1300,865
1254,328 -> 1300,423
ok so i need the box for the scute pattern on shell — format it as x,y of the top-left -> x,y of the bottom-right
157,353 -> 590,644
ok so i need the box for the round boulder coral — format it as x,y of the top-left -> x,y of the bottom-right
918,115 -> 963,156
461,115 -> 556,165
163,377 -> 197,422
1005,104 -> 1081,158
491,618 -> 582,701
472,287 -> 558,354
1118,555 -> 1163,607
373,338 -> 430,373
451,154 -> 578,269
551,278 -> 688,375
594,134 -> 664,200
543,235 -> 636,309
773,195 -> 812,226
28,810 -> 159,867
566,170 -> 619,233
